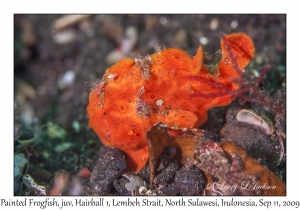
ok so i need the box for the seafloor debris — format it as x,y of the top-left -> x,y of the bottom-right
146,123 -> 202,186
236,109 -> 274,135
82,122 -> 286,196
194,140 -> 286,195
105,26 -> 139,64
53,15 -> 92,30
49,171 -> 69,196
112,172 -> 148,196
22,174 -> 47,196
153,162 -> 178,187
78,167 -> 91,179
138,187 -> 165,196
113,177 -> 132,196
14,153 -> 28,194
174,165 -> 206,196
221,106 -> 285,170
89,146 -> 126,195
122,173 -> 148,196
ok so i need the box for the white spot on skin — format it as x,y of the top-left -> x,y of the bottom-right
107,74 -> 118,79
156,99 -> 164,106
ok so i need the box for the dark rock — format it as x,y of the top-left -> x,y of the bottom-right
174,165 -> 205,196
89,146 -> 126,195
156,145 -> 178,172
160,183 -> 179,196
113,177 -> 131,196
138,163 -> 150,181
154,162 -> 178,187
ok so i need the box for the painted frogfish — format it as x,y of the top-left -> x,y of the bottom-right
87,33 -> 255,172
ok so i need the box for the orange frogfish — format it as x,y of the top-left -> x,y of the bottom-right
87,33 -> 255,172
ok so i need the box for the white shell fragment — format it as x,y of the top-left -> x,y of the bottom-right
122,173 -> 148,196
121,26 -> 138,53
57,70 -> 76,89
53,15 -> 91,30
236,109 -> 274,135
138,186 -> 147,195
53,30 -> 76,45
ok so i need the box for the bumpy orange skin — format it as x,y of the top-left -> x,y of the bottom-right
87,33 -> 255,172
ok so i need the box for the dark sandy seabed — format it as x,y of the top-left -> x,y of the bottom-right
14,14 -> 286,196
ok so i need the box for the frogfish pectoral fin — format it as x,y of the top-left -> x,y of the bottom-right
156,109 -> 198,129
